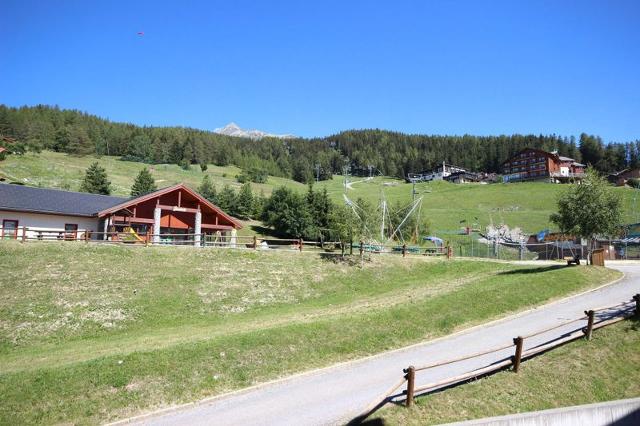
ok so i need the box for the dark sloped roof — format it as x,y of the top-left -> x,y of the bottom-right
0,184 -> 128,217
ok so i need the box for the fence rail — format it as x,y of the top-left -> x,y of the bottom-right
1,226 -> 352,252
358,295 -> 639,421
2,226 -> 458,257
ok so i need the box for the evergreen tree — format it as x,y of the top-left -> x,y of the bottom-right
197,175 -> 218,204
579,133 -> 604,170
253,189 -> 267,218
66,126 -> 93,155
168,139 -> 184,164
53,126 -> 71,152
630,142 -> 640,169
234,183 -> 254,220
4,104 -> 640,179
217,184 -> 237,213
130,167 -> 157,197
261,186 -> 313,238
79,162 -> 111,195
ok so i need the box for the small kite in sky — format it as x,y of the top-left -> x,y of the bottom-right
137,32 -> 144,36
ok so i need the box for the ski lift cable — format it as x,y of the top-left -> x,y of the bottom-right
387,197 -> 423,243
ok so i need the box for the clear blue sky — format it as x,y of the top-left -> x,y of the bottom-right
1,0 -> 639,141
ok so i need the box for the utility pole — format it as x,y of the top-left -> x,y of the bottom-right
342,164 -> 350,192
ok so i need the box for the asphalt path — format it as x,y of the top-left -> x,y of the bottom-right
120,263 -> 640,426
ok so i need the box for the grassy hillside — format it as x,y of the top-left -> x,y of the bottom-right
375,318 -> 640,425
0,150 -> 305,197
0,242 -> 621,424
314,176 -> 639,234
2,151 -> 639,235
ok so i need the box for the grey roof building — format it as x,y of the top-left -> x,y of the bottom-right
0,184 -> 127,217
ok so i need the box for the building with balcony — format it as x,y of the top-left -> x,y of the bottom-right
502,148 -> 585,183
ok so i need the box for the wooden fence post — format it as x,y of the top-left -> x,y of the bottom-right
84,230 -> 89,244
402,244 -> 407,258
21,227 -> 27,243
404,366 -> 415,407
145,230 -> 150,247
634,294 -> 640,318
584,310 -> 595,340
512,336 -> 523,373
447,245 -> 452,259
299,238 -> 303,252
253,235 -> 258,250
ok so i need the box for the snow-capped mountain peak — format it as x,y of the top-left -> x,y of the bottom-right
214,123 -> 295,140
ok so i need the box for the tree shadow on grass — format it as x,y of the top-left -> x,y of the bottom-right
497,265 -> 568,275
249,224 -> 289,239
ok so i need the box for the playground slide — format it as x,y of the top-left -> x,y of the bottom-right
125,227 -> 144,242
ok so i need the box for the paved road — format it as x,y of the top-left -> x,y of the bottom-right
123,263 -> 640,426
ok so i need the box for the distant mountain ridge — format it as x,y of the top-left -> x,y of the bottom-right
214,122 -> 296,140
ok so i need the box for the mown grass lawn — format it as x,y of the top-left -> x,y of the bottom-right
374,318 -> 640,425
0,242 -> 622,424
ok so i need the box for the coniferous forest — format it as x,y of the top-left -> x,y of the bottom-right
1,104 -> 638,182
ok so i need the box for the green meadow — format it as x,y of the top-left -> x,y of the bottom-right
3,151 -> 639,236
0,242 -> 620,424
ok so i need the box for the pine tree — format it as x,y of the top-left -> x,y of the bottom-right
235,183 -> 254,219
66,126 -> 93,155
197,175 -> 218,204
261,186 -> 313,238
130,167 -> 157,197
168,139 -> 184,165
79,162 -> 111,195
217,184 -> 237,213
253,190 -> 267,218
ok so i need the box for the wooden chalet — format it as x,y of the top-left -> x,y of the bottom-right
502,148 -> 585,183
0,183 -> 241,244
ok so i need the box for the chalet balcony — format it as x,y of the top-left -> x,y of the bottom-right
549,172 -> 585,179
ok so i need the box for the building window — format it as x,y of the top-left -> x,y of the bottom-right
64,223 -> 78,240
2,219 -> 19,239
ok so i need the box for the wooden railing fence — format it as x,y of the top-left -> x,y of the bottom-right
3,226 -> 456,258
358,294 -> 640,421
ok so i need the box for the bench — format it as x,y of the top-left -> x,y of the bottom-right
564,254 -> 581,266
